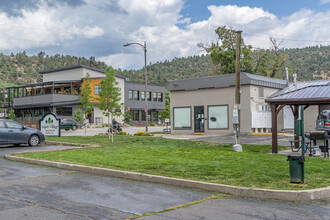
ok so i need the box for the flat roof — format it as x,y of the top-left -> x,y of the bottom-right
125,81 -> 165,88
39,65 -> 126,79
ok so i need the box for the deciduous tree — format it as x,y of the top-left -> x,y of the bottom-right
78,73 -> 94,136
99,67 -> 123,142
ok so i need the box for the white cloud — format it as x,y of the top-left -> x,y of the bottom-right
320,0 -> 330,4
0,1 -> 329,70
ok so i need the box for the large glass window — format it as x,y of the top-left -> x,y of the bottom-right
173,107 -> 191,129
153,92 -> 157,101
208,105 -> 228,129
158,93 -> 163,102
134,91 -> 139,100
94,85 -> 101,95
128,90 -> 133,100
152,111 -> 158,121
132,110 -> 139,121
141,111 -> 146,121
147,92 -> 151,101
56,107 -> 72,116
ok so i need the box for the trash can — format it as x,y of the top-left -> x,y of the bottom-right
287,155 -> 305,183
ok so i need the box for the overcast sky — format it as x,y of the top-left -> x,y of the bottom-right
0,0 -> 329,70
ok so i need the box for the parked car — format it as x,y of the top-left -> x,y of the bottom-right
315,110 -> 330,134
0,119 -> 45,146
61,119 -> 78,131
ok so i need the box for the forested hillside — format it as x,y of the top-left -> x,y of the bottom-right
118,45 -> 329,85
0,45 -> 328,87
284,46 -> 330,81
0,52 -> 107,88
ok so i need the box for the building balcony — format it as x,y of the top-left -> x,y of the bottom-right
13,94 -> 79,108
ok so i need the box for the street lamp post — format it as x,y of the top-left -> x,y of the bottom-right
124,41 -> 148,132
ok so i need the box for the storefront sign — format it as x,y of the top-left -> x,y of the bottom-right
39,113 -> 61,137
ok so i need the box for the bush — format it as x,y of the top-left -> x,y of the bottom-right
150,122 -> 156,126
117,131 -> 127,135
134,131 -> 153,136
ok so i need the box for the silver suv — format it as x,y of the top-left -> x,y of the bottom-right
315,110 -> 330,135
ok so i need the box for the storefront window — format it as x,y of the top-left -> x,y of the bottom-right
208,105 -> 228,129
132,110 -> 139,121
173,107 -> 191,129
152,111 -> 158,121
56,107 -> 72,116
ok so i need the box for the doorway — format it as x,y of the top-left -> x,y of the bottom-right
194,106 -> 204,133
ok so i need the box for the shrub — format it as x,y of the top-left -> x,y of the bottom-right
150,122 -> 156,126
118,131 -> 127,135
134,131 -> 153,136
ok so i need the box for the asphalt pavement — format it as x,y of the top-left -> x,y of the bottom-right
0,145 -> 214,220
1,130 -> 329,219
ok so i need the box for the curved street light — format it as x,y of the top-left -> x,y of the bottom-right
123,41 -> 148,132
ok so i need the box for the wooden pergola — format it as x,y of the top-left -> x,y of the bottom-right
265,83 -> 330,153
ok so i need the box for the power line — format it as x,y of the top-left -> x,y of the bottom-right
243,33 -> 330,43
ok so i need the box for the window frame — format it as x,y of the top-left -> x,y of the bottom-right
128,90 -> 133,100
173,106 -> 192,130
133,90 -> 139,100
157,92 -> 163,102
94,85 -> 101,95
141,91 -> 145,101
153,92 -> 157,101
207,104 -> 229,130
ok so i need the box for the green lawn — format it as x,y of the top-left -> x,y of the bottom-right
16,136 -> 330,190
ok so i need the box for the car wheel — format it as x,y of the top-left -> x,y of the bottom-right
72,125 -> 77,131
29,135 -> 40,147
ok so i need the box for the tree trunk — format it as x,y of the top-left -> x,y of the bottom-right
111,112 -> 113,143
108,111 -> 110,140
84,113 -> 87,136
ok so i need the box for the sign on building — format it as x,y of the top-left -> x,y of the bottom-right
39,113 -> 61,137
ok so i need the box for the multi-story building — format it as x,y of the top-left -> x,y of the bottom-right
125,82 -> 165,125
2,65 -> 165,126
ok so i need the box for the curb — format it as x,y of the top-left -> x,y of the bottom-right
44,141 -> 99,148
250,133 -> 291,136
5,153 -> 330,202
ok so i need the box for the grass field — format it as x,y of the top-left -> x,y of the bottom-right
15,136 -> 330,190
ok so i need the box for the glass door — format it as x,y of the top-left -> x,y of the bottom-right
194,106 -> 204,132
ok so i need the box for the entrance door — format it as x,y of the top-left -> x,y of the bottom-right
194,106 -> 204,133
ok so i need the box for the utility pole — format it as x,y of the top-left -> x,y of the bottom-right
233,30 -> 243,152
143,41 -> 148,132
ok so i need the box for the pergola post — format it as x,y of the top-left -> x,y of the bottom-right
271,104 -> 278,153
293,105 -> 299,148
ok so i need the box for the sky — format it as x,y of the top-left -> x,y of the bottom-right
0,0 -> 329,70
